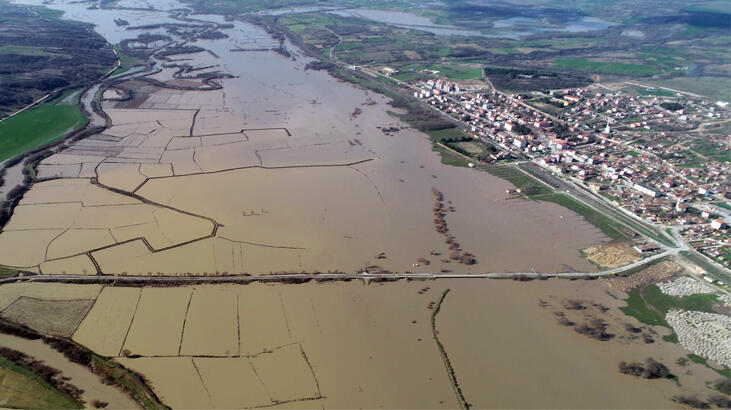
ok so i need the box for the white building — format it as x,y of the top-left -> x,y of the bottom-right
633,183 -> 659,197
711,219 -> 726,230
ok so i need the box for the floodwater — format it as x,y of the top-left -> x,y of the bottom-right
328,9 -> 615,38
0,3 -> 719,409
0,161 -> 25,202
328,9 -> 485,37
0,280 -> 720,408
491,16 -> 616,38
0,0 -> 611,275
622,29 -> 646,39
13,0 -> 181,44
0,333 -> 138,409
437,279 -> 711,409
261,6 -> 343,16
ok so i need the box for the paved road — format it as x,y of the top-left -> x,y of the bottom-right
0,246 -> 681,285
517,162 -> 675,248
323,26 -> 341,60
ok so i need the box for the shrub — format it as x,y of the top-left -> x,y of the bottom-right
619,361 -> 644,376
92,400 -> 109,408
671,396 -> 709,409
574,319 -> 614,341
708,394 -> 730,408
619,358 -> 672,379
712,378 -> 731,394
642,358 -> 670,379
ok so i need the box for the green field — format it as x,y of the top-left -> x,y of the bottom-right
690,140 -> 731,163
620,284 -> 719,328
113,46 -> 142,66
108,66 -> 131,77
432,143 -> 472,167
424,128 -> 473,167
0,89 -> 88,164
485,165 -> 551,195
626,85 -> 678,97
0,357 -> 81,409
0,266 -> 17,278
394,64 -> 483,81
553,58 -> 660,76
0,46 -> 54,56
687,354 -> 731,378
425,127 -> 470,142
454,141 -> 486,155
647,76 -> 731,101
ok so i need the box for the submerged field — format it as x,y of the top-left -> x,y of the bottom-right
0,13 -> 609,276
0,1 -> 727,409
0,278 -> 724,408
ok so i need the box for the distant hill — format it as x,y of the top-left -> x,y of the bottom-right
0,1 -> 116,118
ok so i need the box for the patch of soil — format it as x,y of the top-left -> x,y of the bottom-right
583,241 -> 641,269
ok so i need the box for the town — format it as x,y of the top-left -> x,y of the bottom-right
413,76 -> 730,269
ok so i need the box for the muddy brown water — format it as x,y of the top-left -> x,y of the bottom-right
1,3 -> 607,274
0,4 -> 710,408
129,280 -> 727,409
1,280 -> 721,408
0,333 -> 139,409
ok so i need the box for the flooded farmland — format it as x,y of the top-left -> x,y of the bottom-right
1,1 -> 724,409
2,0 -> 608,275
0,279 -> 722,408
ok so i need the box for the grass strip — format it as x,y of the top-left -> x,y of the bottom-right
0,266 -> 17,278
680,251 -> 730,282
90,355 -> 168,410
0,319 -> 168,410
0,355 -> 81,409
687,354 -> 731,379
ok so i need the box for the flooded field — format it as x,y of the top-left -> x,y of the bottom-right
328,9 -> 485,36
1,0 -> 608,275
0,279 -> 721,408
328,8 -> 615,39
491,16 -> 616,38
0,2 -> 726,409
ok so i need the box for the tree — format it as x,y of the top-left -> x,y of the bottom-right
642,358 -> 670,379
660,102 -> 684,111
671,396 -> 709,409
711,378 -> 731,395
618,361 -> 644,376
